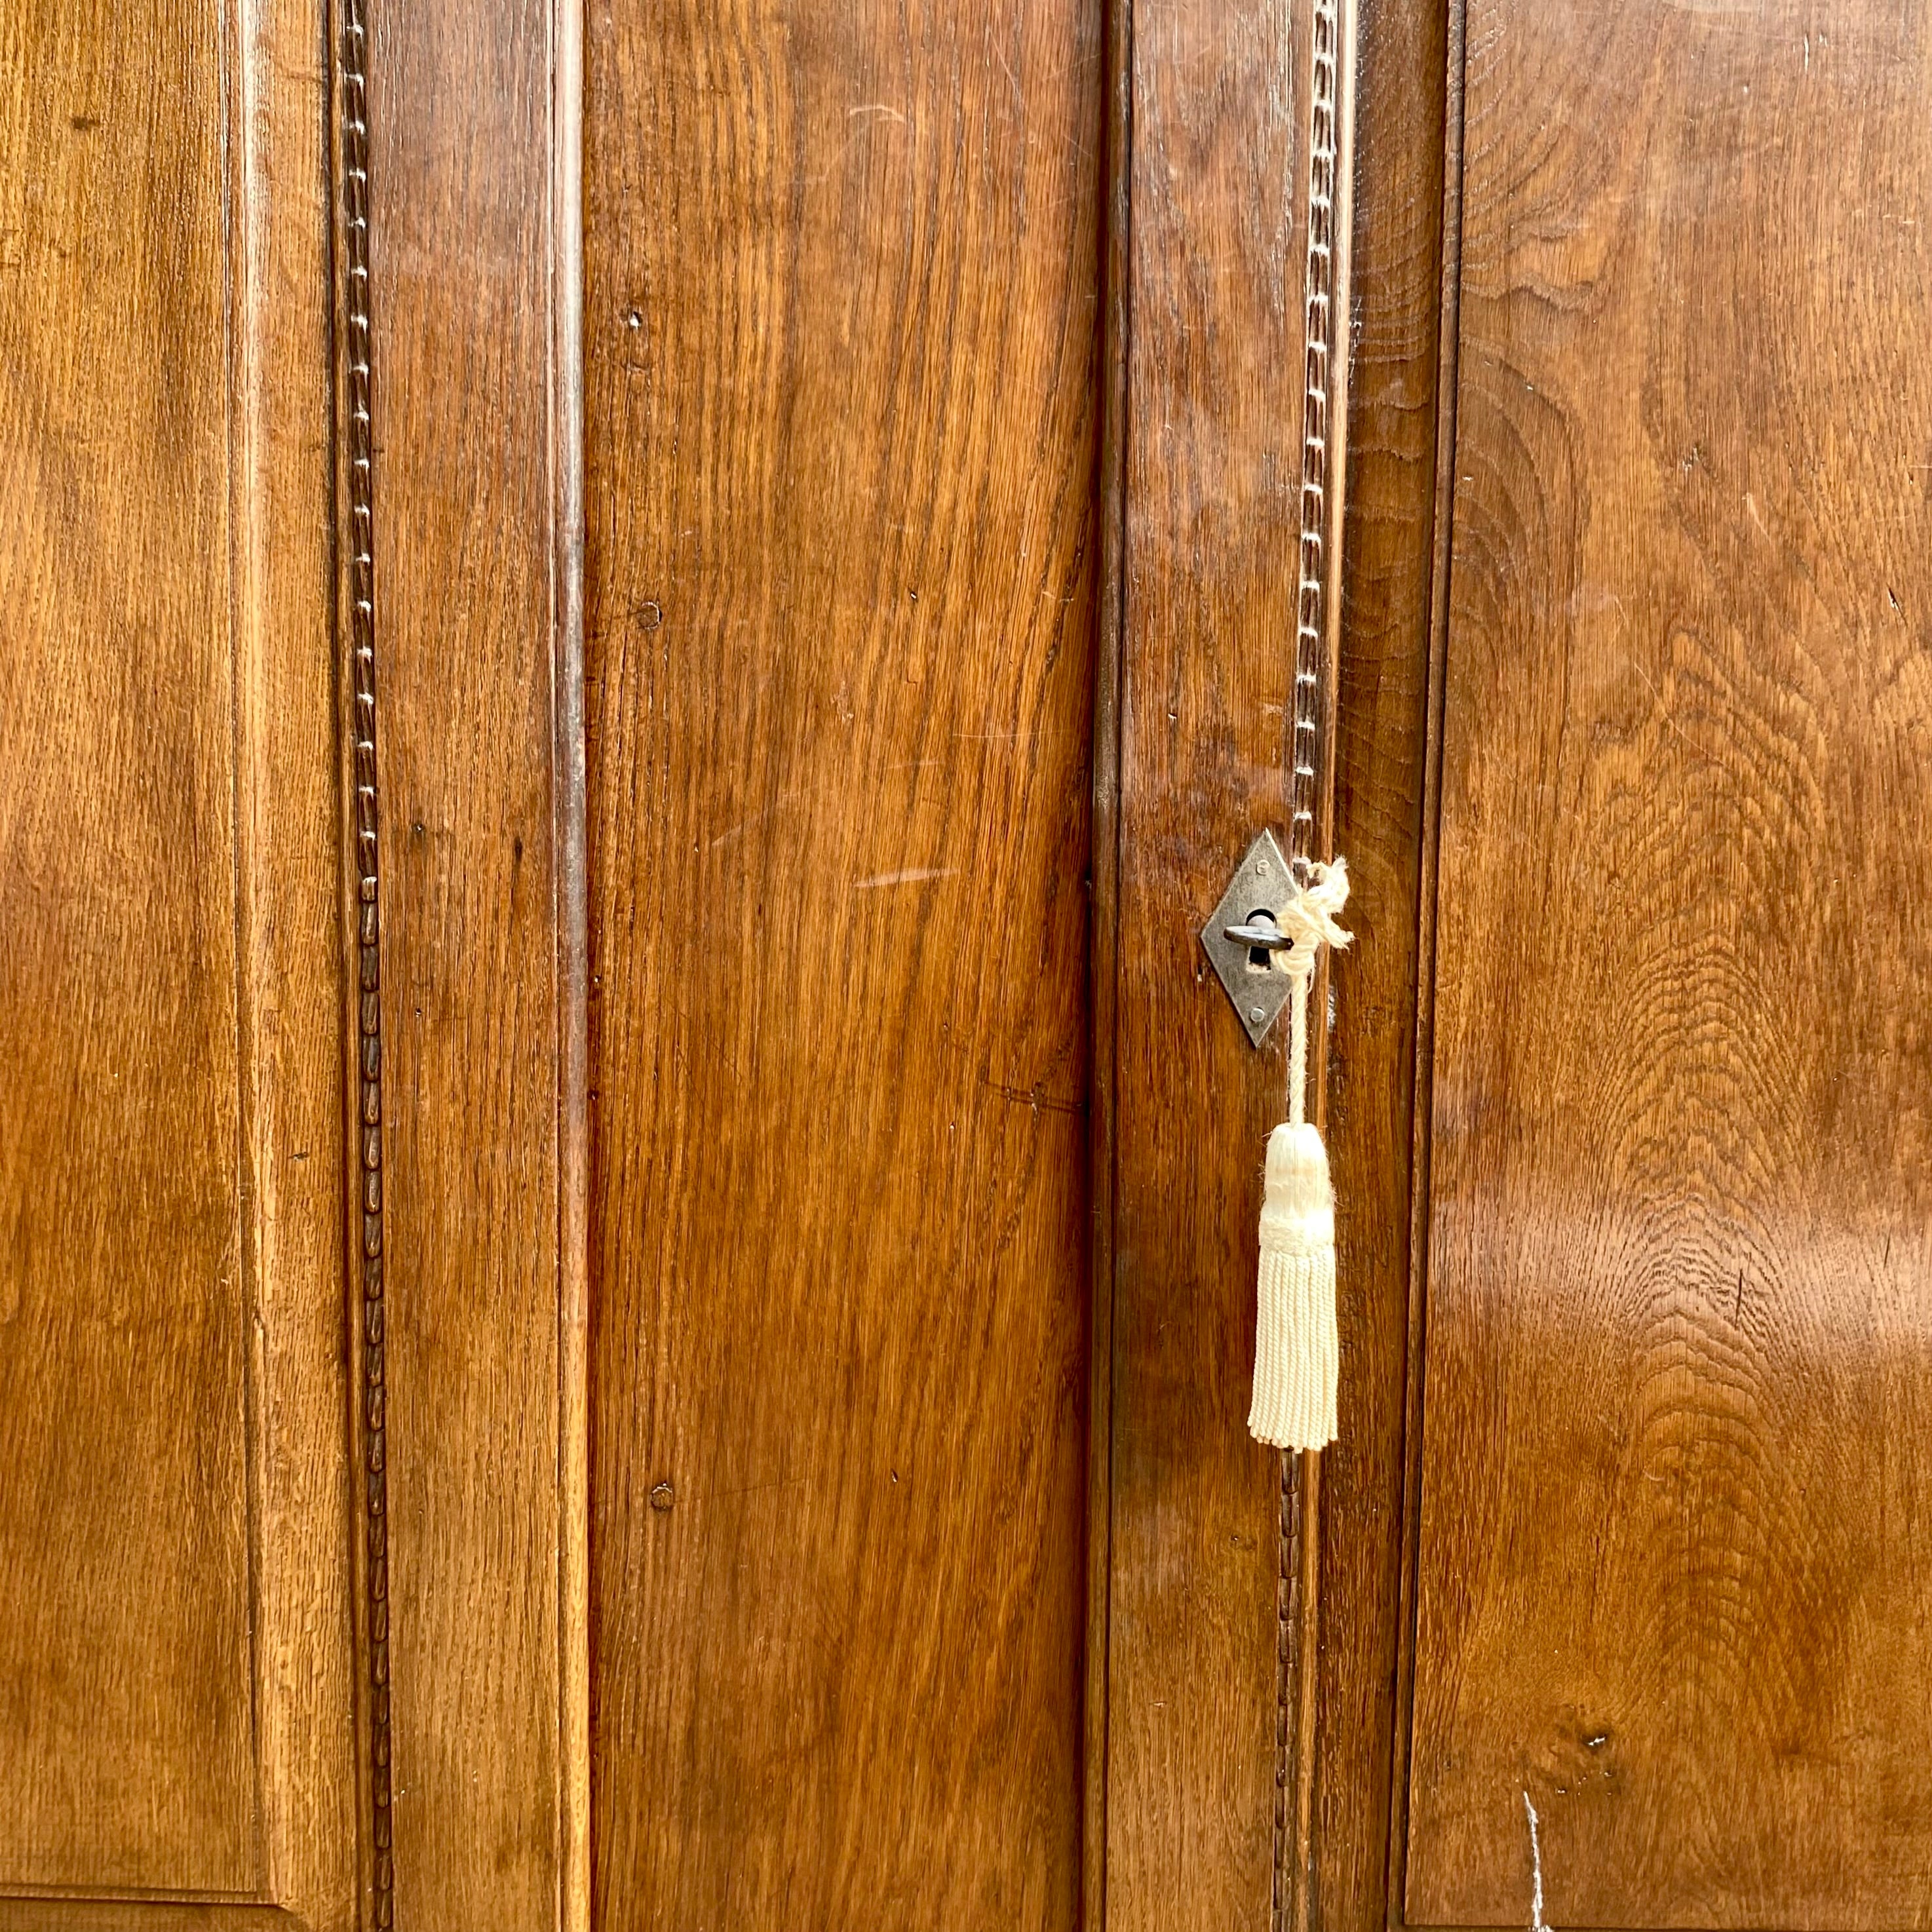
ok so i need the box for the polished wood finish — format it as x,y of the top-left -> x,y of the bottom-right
24,3 -> 1932,1927
583,3 -> 1102,1925
363,0 -> 585,1921
1403,1 -> 1932,1922
1102,3 -> 1332,1927
2,0 -> 585,1919
0,10 -> 252,1883
0,0 -> 357,1918
0,0 -> 579,1916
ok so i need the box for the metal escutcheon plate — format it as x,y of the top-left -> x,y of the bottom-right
1201,828 -> 1298,1047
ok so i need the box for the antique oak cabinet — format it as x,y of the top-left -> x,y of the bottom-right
2,0 -> 1927,1927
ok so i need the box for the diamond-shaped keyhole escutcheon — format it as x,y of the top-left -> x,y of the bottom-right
1201,829 -> 1297,1046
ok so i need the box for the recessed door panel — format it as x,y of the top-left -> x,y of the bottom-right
1406,3 -> 1932,1923
0,0 -> 355,1916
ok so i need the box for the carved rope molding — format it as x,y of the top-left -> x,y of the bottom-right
1288,0 -> 1341,879
338,0 -> 396,1923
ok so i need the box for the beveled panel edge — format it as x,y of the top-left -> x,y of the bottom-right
1386,0 -> 1469,1923
549,0 -> 591,1926
0,1908 -> 306,1932
1083,0 -> 1132,1925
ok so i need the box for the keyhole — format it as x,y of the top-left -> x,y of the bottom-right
1245,910 -> 1275,971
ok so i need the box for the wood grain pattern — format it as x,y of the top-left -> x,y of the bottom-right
1102,3 -> 1319,1927
1,0 -> 581,1918
0,3 -> 250,1883
1407,1 -> 1932,1922
364,0 -> 579,1920
584,3 -> 1102,1923
0,0 -> 357,1918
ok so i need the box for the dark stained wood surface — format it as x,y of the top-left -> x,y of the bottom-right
1406,1 -> 1932,1921
583,3 -> 1102,1925
0,0 -> 358,1919
364,0 -> 583,1921
1102,3 -> 1324,1927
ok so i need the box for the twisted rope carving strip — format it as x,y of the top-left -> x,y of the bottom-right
1288,0 -> 1340,882
1272,1458 -> 1302,1932
340,0 -> 395,1921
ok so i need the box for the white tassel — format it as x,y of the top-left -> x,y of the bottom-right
1250,1122 -> 1338,1450
1248,859 -> 1349,1452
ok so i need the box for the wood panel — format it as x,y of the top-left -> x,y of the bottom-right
0,1 -> 248,1882
1407,1 -> 1932,1922
364,0 -> 583,1920
1102,2 -> 1328,1927
583,1 -> 1102,1923
0,0 -> 356,1920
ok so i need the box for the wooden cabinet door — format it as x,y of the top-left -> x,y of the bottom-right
12,1 -> 1931,1928
1307,5 -> 1932,1932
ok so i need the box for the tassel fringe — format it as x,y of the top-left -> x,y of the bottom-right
1248,859 -> 1349,1453
1248,1123 -> 1338,1450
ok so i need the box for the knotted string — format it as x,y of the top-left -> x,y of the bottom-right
1277,858 -> 1351,1125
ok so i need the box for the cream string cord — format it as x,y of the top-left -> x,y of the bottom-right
1247,858 -> 1350,1451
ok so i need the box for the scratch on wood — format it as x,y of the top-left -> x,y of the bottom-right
1524,1790 -> 1548,1932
